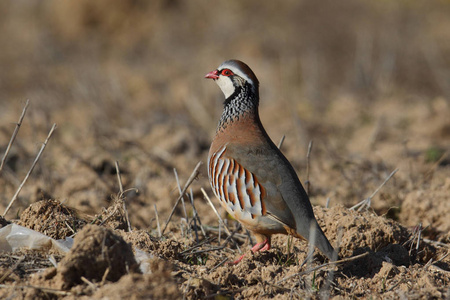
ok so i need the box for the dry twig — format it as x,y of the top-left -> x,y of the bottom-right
201,188 -> 231,237
201,188 -> 242,253
0,256 -> 24,284
81,276 -> 97,290
202,225 -> 247,242
423,238 -> 450,248
3,123 -> 57,217
425,150 -> 448,179
210,258 -> 228,272
305,140 -> 313,195
0,99 -> 29,173
115,161 -> 132,232
0,284 -> 72,296
154,204 -> 162,238
161,161 -> 202,235
321,227 -> 343,299
174,168 -> 189,224
180,237 -> 216,255
100,268 -> 110,287
277,135 -> 286,149
301,221 -> 317,269
276,252 -> 370,285
350,168 -> 398,211
188,188 -> 207,241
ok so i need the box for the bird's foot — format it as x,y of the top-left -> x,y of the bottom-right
228,239 -> 271,264
251,239 -> 271,252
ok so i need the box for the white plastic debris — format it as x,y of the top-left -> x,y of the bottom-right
0,224 -> 72,253
0,224 -> 154,273
134,247 -> 155,274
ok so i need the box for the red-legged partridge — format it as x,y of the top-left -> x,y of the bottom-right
205,60 -> 336,263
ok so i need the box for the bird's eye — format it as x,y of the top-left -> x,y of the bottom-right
221,69 -> 233,76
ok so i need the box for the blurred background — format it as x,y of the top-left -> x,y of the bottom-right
0,0 -> 449,230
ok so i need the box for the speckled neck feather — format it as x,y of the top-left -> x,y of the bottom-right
217,83 -> 259,132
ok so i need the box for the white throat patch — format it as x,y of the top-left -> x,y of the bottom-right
215,76 -> 235,99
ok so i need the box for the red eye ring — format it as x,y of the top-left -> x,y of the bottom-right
221,69 -> 234,76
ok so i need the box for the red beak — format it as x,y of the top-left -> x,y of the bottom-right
205,70 -> 219,80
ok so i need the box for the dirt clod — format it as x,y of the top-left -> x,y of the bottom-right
18,199 -> 87,240
314,205 -> 410,258
33,224 -> 138,291
91,271 -> 181,300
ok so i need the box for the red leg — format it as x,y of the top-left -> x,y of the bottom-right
229,253 -> 246,264
259,241 -> 271,251
228,238 -> 271,264
250,238 -> 270,252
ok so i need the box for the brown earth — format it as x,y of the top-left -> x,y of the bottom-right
0,1 -> 449,299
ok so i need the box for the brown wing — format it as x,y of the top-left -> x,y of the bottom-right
209,144 -> 296,230
209,145 -> 266,221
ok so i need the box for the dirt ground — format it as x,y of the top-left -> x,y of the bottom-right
0,1 -> 449,299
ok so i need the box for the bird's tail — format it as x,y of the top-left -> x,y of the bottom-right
294,220 -> 338,261
310,221 -> 338,261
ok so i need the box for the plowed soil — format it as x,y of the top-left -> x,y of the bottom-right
0,1 -> 449,299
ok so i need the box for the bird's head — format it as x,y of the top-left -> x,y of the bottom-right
205,60 -> 259,99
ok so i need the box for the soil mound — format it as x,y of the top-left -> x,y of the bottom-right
18,199 -> 87,240
33,224 -> 138,291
